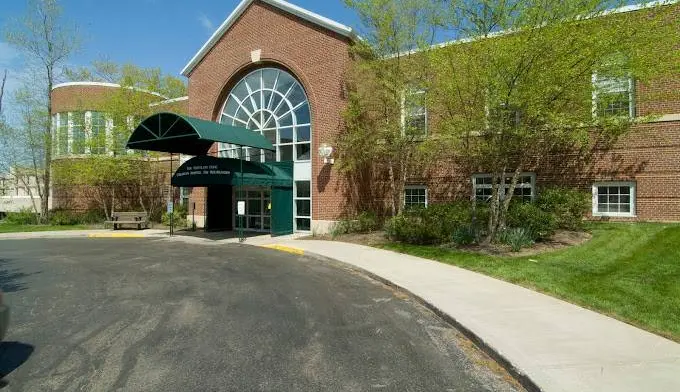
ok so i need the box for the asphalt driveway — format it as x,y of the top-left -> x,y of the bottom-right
0,238 -> 522,391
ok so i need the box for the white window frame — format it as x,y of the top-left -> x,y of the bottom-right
218,68 -> 311,163
404,185 -> 428,208
592,181 -> 636,218
592,72 -> 635,119
472,173 -> 536,202
401,89 -> 428,137
294,180 -> 311,232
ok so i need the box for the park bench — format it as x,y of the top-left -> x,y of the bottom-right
106,212 -> 149,230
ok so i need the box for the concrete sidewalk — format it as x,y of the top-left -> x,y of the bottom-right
253,238 -> 680,392
0,228 -> 169,240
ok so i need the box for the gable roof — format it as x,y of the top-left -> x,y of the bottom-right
181,0 -> 355,76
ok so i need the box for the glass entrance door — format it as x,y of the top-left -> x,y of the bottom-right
235,187 -> 271,232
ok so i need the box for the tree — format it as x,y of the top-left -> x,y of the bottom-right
64,60 -> 187,98
339,0 -> 442,216
53,61 -> 186,219
4,0 -> 79,221
345,0 -> 679,241
0,70 -> 6,115
426,0 -> 679,241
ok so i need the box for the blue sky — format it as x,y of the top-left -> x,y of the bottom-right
0,0 -> 359,109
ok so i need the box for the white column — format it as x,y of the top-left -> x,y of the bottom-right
106,116 -> 114,156
84,111 -> 92,154
67,112 -> 73,155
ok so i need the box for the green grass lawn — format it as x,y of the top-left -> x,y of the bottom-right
382,222 -> 680,342
0,223 -> 88,233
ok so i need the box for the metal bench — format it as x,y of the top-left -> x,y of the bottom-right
106,212 -> 149,230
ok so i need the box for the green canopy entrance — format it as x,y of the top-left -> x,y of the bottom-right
171,155 -> 292,187
125,112 -> 293,236
126,112 -> 274,155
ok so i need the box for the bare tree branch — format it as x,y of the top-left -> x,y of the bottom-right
0,69 -> 6,115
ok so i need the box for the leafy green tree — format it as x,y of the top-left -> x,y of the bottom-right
4,0 -> 80,221
0,84 -> 49,215
55,61 -> 186,218
345,0 -> 679,241
426,0 -> 679,241
339,0 -> 441,215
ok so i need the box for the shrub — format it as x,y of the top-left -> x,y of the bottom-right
162,210 -> 188,227
452,225 -> 477,246
330,211 -> 381,237
4,208 -> 39,225
356,211 -> 380,232
49,209 -> 80,226
385,202 -> 475,245
497,227 -> 535,252
79,209 -> 106,224
506,202 -> 557,240
385,212 -> 439,245
537,187 -> 590,230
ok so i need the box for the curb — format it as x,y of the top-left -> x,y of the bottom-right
262,245 -> 542,392
87,233 -> 147,238
259,244 -> 305,255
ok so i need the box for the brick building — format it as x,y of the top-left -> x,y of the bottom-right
50,82 -> 188,214
53,0 -> 680,233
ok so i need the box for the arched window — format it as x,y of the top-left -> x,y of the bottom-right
218,67 -> 311,162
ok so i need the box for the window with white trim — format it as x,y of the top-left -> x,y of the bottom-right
180,187 -> 191,206
90,111 -> 107,155
71,111 -> 86,155
57,113 -> 68,156
473,173 -> 535,202
294,180 -> 311,231
402,89 -> 427,137
593,73 -> 634,118
404,185 -> 427,208
218,68 -> 311,162
592,182 -> 635,217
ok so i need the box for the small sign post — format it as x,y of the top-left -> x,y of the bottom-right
167,200 -> 174,236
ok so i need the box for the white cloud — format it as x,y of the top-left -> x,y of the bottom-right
198,13 -> 215,33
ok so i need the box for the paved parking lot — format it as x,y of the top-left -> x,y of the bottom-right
0,238 -> 522,391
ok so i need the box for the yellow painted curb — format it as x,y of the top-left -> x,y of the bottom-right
260,244 -> 305,255
88,233 -> 146,238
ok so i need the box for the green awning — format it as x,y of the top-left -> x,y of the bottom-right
171,155 -> 293,188
126,112 -> 274,155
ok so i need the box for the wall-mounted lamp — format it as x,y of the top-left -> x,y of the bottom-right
318,143 -> 334,164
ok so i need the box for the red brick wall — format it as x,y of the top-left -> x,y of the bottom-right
52,84 -> 121,113
186,0 -> 352,221
418,120 -> 680,221
50,84 -> 182,212
51,84 -> 171,114
184,0 -> 680,223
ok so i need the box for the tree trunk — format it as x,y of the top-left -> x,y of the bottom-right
387,160 -> 397,216
42,68 -> 53,223
485,171 -> 503,243
498,168 -> 522,231
0,69 -> 6,115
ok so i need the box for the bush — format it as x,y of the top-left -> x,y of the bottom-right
537,187 -> 590,230
356,211 -> 380,232
497,227 -> 535,252
48,208 -> 105,225
49,209 -> 80,226
79,209 -> 106,224
162,210 -> 188,227
506,202 -> 557,240
452,225 -> 477,246
385,202 -> 475,245
330,211 -> 381,237
4,208 -> 39,225
385,212 -> 438,244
